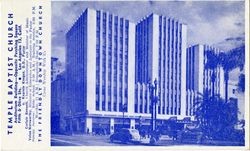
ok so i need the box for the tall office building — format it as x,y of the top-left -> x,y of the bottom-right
65,8 -> 135,134
186,44 -> 224,116
135,14 -> 188,120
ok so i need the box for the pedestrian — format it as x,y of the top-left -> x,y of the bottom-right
87,128 -> 89,135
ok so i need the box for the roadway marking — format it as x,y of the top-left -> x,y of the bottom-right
51,137 -> 83,146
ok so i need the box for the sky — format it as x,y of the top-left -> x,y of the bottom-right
51,0 -> 245,81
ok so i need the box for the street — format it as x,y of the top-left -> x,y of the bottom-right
51,134 -> 179,146
51,134 -> 143,146
51,134 -> 244,146
52,134 -> 112,146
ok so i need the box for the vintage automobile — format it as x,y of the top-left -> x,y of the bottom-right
110,128 -> 141,144
177,126 -> 203,144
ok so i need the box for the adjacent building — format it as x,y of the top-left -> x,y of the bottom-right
186,44 -> 245,130
51,57 -> 62,82
135,14 -> 188,120
51,71 -> 66,134
186,44 -> 225,116
65,8 -> 135,134
228,80 -> 245,129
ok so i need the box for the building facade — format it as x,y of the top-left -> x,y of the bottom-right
65,8 -> 135,134
135,14 -> 188,122
51,72 -> 66,134
186,44 -> 225,116
51,57 -> 61,82
228,80 -> 245,129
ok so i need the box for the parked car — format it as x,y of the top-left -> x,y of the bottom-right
110,128 -> 141,144
177,128 -> 203,144
148,130 -> 161,145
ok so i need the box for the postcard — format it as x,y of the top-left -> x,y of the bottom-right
0,0 -> 249,150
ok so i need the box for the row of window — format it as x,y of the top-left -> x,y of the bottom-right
95,96 -> 128,112
135,20 -> 150,83
186,47 -> 195,90
66,13 -> 87,114
135,86 -> 181,115
95,11 -> 129,112
186,46 -> 222,93
134,103 -> 181,115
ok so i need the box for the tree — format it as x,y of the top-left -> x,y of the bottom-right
198,46 -> 245,142
205,45 -> 245,103
205,50 -> 220,99
219,45 -> 245,102
195,90 -> 238,140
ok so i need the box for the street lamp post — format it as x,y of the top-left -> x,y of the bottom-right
154,79 -> 157,131
148,78 -> 158,132
139,115 -> 142,130
149,82 -> 154,132
122,104 -> 127,128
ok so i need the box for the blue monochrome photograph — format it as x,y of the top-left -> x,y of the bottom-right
51,1 -> 245,146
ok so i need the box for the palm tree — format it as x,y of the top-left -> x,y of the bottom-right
195,46 -> 245,141
219,45 -> 245,102
205,50 -> 220,99
195,89 -> 238,140
205,45 -> 245,103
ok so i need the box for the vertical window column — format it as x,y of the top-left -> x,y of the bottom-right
95,11 -> 101,111
116,16 -> 120,112
107,13 -> 112,111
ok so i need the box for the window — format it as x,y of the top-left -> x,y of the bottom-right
140,105 -> 143,113
102,101 -> 105,110
96,99 -> 99,111
114,102 -> 117,111
96,85 -> 99,94
103,12 -> 106,20
97,11 -> 100,18
114,74 -> 117,81
114,86 -> 117,95
119,102 -> 123,111
119,88 -> 122,96
109,14 -> 112,26
125,88 -> 128,98
144,104 -> 147,113
135,104 -> 138,113
102,86 -> 105,95
108,102 -> 111,111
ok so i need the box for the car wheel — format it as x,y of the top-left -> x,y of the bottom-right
110,137 -> 114,143
149,137 -> 156,145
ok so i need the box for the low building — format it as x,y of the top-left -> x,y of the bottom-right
186,44 -> 224,115
228,80 -> 245,129
51,72 -> 66,134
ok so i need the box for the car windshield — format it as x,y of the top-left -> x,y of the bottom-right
130,129 -> 139,134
